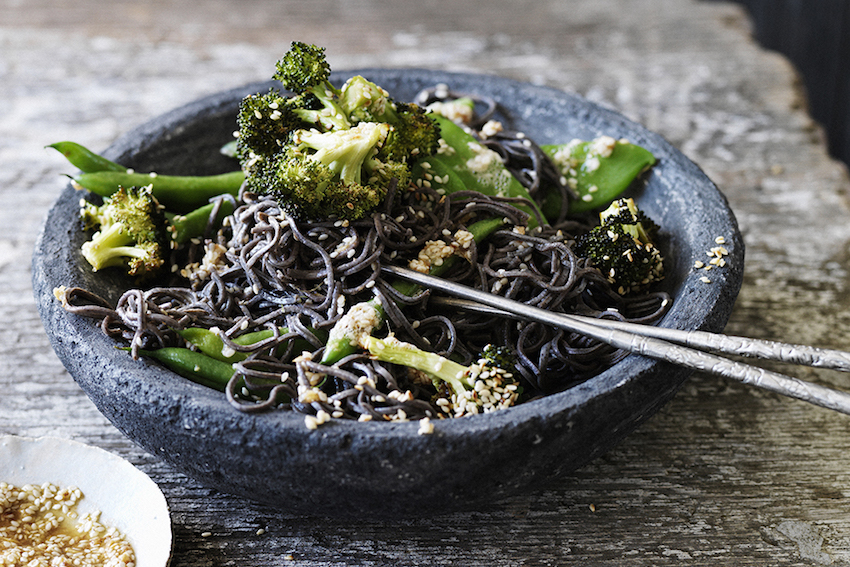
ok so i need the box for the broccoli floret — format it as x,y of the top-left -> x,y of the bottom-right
380,101 -> 441,163
479,344 -> 517,372
338,75 -> 391,124
235,89 -> 308,161
574,197 -> 664,295
272,41 -> 351,132
339,76 -> 441,162
248,122 -> 402,220
79,185 -> 166,277
364,336 -> 522,417
236,42 -> 435,221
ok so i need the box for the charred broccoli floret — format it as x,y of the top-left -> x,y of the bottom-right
364,336 -> 522,417
339,75 -> 441,161
247,122 -> 400,220
575,197 -> 664,295
79,185 -> 166,277
235,89 -> 308,161
272,41 -> 352,132
235,42 -> 440,221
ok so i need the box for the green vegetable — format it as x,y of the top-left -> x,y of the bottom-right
79,185 -> 166,277
249,122 -> 403,221
47,141 -> 127,173
574,197 -> 664,295
177,326 -> 328,364
136,347 -> 234,391
320,216 -> 506,365
165,199 -> 235,244
235,88 -> 309,160
338,75 -> 441,161
364,337 -> 521,417
541,137 -> 655,215
272,41 -> 352,132
412,115 -> 546,227
235,41 -> 439,222
71,170 -> 244,213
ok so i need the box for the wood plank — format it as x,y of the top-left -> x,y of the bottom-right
3,0 -> 850,564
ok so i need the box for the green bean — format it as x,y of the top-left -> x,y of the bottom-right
541,140 -> 655,214
177,326 -> 328,364
47,141 -> 127,173
412,116 -> 546,228
165,199 -> 235,244
136,347 -> 234,391
320,216 -> 506,365
72,170 -> 245,213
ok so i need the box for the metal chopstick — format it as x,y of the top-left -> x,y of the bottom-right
382,265 -> 850,416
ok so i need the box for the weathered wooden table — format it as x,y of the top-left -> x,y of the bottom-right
3,0 -> 850,564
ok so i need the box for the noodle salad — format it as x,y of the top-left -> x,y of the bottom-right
51,43 -> 667,428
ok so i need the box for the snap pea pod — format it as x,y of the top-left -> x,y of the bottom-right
412,115 -> 546,228
136,347 -> 234,391
541,139 -> 655,215
47,141 -> 127,173
177,326 -> 328,364
165,199 -> 236,244
71,170 -> 245,213
320,216 -> 506,365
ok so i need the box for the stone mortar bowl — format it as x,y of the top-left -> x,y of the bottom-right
33,69 -> 744,518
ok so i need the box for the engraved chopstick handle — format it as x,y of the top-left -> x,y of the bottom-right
681,330 -> 850,372
386,266 -> 850,415
611,330 -> 850,415
599,322 -> 850,373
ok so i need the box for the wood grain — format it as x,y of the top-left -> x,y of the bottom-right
3,0 -> 850,564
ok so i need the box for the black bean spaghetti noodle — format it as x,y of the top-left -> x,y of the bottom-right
59,88 -> 671,424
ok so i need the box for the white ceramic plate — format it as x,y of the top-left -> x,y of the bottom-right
0,435 -> 172,567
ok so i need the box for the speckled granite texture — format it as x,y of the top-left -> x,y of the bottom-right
33,70 -> 742,517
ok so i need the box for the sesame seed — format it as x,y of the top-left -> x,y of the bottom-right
0,482 -> 136,566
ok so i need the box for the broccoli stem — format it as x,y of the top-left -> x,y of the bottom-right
362,336 -> 521,417
80,222 -> 150,271
320,216 -> 506,365
363,335 -> 469,394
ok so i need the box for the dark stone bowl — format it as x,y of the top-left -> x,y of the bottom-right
32,69 -> 744,518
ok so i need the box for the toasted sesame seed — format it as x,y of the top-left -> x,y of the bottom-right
0,482 -> 135,566
418,418 -> 435,435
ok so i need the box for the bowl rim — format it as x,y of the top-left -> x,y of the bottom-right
32,68 -> 744,508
